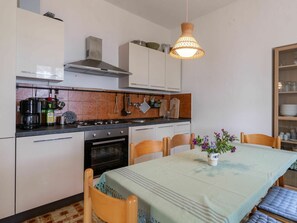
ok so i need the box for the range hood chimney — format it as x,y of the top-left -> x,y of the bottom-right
64,36 -> 131,77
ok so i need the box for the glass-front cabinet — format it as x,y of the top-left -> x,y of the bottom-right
273,43 -> 297,187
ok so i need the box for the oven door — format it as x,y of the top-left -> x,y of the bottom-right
85,136 -> 128,177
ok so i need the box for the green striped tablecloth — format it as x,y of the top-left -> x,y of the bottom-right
96,143 -> 297,223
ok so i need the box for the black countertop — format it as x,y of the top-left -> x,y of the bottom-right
16,118 -> 191,137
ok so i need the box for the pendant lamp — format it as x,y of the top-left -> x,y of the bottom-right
170,0 -> 205,59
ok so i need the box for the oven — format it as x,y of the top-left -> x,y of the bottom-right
84,128 -> 129,177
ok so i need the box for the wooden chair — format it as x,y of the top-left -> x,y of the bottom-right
240,132 -> 281,149
240,132 -> 284,186
130,139 -> 166,165
84,168 -> 138,223
165,133 -> 195,156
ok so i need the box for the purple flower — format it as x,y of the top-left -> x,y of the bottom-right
193,138 -> 197,145
231,147 -> 236,153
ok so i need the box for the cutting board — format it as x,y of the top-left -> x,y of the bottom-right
169,98 -> 180,118
159,99 -> 167,117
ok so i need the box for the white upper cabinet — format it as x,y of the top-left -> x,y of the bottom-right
166,54 -> 181,92
16,9 -> 64,81
149,49 -> 166,90
119,43 -> 181,92
119,43 -> 149,88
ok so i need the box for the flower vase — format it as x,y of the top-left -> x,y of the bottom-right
208,153 -> 219,166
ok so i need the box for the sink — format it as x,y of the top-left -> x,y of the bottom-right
131,119 -> 146,123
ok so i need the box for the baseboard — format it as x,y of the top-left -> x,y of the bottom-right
0,193 -> 83,223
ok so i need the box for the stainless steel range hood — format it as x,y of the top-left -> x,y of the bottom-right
64,36 -> 131,77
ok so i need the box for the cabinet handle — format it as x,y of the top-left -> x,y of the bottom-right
131,83 -> 148,86
92,138 -> 126,146
135,128 -> 154,131
21,70 -> 37,75
158,125 -> 173,128
167,87 -> 180,90
150,85 -> 165,88
176,124 -> 189,126
33,136 -> 73,143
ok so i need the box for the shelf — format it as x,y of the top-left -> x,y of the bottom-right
279,64 -> 297,70
279,91 -> 297,94
278,116 -> 297,121
282,140 -> 297,145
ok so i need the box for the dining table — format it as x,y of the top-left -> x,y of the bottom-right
95,143 -> 297,223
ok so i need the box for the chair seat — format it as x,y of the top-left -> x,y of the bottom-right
247,211 -> 281,223
258,186 -> 297,222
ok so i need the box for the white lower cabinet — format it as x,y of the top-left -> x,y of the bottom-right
16,132 -> 84,213
155,123 -> 175,140
129,122 -> 191,144
174,122 -> 191,134
0,138 -> 15,219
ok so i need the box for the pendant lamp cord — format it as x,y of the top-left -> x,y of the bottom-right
186,0 -> 188,22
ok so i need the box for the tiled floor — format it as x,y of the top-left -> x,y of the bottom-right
22,201 -> 104,223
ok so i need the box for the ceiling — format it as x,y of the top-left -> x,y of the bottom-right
104,0 -> 237,29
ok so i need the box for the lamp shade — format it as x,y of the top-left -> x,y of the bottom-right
170,23 -> 205,59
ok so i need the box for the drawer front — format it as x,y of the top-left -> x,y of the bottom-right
174,122 -> 191,134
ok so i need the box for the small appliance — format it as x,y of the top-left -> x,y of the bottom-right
20,98 -> 42,129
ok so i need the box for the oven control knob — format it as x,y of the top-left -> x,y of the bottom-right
107,132 -> 111,136
93,133 -> 96,137
120,131 -> 124,134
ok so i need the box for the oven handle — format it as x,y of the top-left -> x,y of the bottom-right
92,138 -> 126,146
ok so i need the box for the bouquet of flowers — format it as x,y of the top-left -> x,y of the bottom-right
193,129 -> 237,154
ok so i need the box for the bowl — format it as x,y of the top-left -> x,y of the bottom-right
131,40 -> 146,47
280,104 -> 297,116
146,42 -> 160,50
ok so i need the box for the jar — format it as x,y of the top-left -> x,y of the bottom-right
284,81 -> 291,92
291,81 -> 297,92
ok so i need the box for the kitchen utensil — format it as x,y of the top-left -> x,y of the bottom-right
56,100 -> 65,110
131,40 -> 146,47
114,94 -> 119,114
146,42 -> 160,50
62,111 -> 77,124
121,94 -> 131,116
139,98 -> 150,113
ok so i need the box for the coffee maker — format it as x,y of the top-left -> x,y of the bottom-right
20,98 -> 42,129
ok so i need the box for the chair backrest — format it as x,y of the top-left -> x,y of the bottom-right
240,132 -> 284,187
166,133 -> 195,156
130,139 -> 166,165
240,132 -> 281,149
84,168 -> 138,223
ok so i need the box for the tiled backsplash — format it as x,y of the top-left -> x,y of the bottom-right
16,86 -> 191,124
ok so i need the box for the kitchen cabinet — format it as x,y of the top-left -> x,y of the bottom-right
129,122 -> 191,144
174,122 -> 191,134
273,43 -> 297,186
149,49 -> 166,90
119,43 -> 181,92
155,123 -> 175,140
0,138 -> 15,219
166,54 -> 182,92
16,132 -> 84,213
16,8 -> 64,81
119,43 -> 149,88
129,125 -> 156,144
0,0 -> 16,220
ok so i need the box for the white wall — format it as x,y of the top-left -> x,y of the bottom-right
172,0 -> 297,137
18,0 -> 171,90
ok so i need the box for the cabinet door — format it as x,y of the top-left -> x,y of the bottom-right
155,124 -> 174,140
149,49 -> 166,90
174,122 -> 191,134
129,125 -> 156,144
166,55 -> 181,91
0,0 -> 16,138
0,138 -> 15,219
16,132 -> 84,213
16,9 -> 64,81
129,43 -> 149,87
